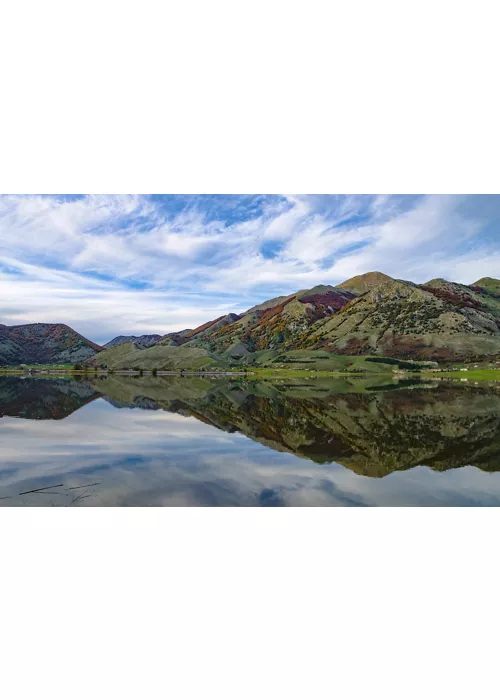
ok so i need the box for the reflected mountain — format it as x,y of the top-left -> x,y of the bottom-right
1,374 -> 500,477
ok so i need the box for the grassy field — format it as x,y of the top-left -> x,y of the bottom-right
1,351 -> 499,382
251,368 -> 387,378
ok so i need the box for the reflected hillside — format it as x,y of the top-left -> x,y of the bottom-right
1,374 -> 500,477
88,375 -> 500,477
0,376 -> 101,420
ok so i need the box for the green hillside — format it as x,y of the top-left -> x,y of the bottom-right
88,341 -> 228,371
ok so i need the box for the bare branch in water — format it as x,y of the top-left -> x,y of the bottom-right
69,493 -> 92,505
66,483 -> 100,490
19,484 -> 64,495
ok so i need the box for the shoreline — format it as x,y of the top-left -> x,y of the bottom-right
0,368 -> 499,381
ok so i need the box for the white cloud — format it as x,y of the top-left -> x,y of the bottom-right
0,258 -> 245,344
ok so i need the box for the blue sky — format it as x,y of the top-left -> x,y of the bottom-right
0,194 -> 499,344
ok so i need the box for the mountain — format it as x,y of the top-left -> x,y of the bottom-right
9,272 -> 500,369
157,314 -> 242,347
0,323 -> 102,366
104,334 -> 163,349
306,277 -> 500,360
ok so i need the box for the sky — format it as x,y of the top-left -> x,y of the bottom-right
1,193 -> 499,344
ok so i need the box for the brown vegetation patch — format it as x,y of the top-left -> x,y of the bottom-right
298,290 -> 355,314
425,286 -> 484,310
468,285 -> 500,299
330,336 -> 372,355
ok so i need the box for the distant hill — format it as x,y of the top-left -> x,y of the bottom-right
104,334 -> 163,349
0,323 -> 102,366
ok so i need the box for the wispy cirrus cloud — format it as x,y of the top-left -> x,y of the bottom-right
0,193 -> 499,343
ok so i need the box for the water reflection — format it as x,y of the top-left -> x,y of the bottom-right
1,374 -> 500,506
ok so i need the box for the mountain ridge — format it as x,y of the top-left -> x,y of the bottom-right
3,273 -> 500,367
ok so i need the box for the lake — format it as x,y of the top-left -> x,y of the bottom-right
1,373 -> 500,506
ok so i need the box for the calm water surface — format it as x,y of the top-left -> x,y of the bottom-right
1,374 -> 500,506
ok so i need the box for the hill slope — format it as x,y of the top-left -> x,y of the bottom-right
183,285 -> 356,360
0,323 -> 103,365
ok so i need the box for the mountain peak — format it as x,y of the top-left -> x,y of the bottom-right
336,271 -> 393,294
